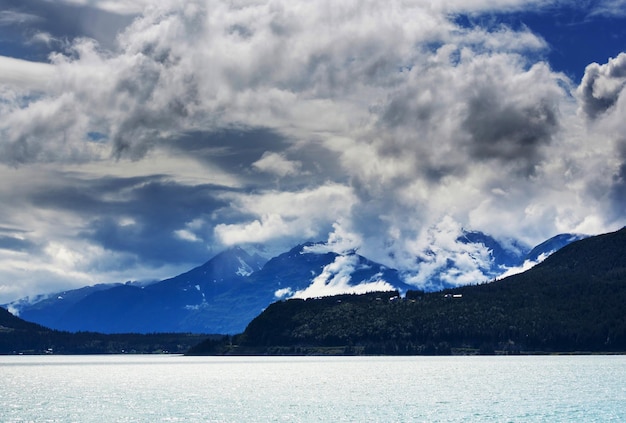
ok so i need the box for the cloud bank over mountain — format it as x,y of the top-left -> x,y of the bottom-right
0,0 -> 625,301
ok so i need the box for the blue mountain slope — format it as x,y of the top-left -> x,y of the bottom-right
5,283 -> 123,328
47,247 -> 267,333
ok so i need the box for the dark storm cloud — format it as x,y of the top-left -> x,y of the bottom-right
31,174 -> 236,265
609,141 -> 626,219
289,142 -> 348,184
0,231 -> 37,253
578,52 -> 626,120
371,56 -> 563,194
0,226 -> 38,254
31,174 -> 162,214
164,128 -> 345,190
463,87 -> 559,169
84,216 -> 200,267
168,129 -> 289,171
381,91 -> 436,129
0,235 -> 34,252
110,57 -> 201,161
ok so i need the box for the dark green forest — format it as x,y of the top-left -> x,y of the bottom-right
0,307 -> 209,354
188,227 -> 626,355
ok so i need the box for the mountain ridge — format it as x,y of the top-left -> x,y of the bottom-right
6,242 -> 411,334
4,231 -> 586,334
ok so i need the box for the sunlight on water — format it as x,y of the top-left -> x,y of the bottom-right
1,355 -> 626,422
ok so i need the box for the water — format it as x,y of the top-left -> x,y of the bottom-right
1,355 -> 625,422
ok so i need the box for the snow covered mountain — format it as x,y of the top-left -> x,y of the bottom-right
4,232 -> 585,334
408,230 -> 529,290
246,242 -> 414,300
409,230 -> 588,290
6,244 -> 410,334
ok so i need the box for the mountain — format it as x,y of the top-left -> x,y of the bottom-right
23,247 -> 266,334
4,232 -> 585,335
426,230 -> 587,289
0,305 -> 48,333
5,244 -> 411,334
3,283 -> 124,328
414,230 -> 531,290
189,227 -> 626,355
246,243 -> 414,300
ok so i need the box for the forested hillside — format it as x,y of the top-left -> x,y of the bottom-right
0,307 -> 208,354
188,227 -> 626,355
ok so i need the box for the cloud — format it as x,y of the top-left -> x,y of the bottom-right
303,221 -> 363,255
49,0 -> 158,15
215,183 -> 357,248
0,56 -> 54,89
374,53 -> 563,177
0,0 -> 134,50
577,53 -> 626,120
0,0 -> 559,169
0,229 -> 36,253
591,0 -> 626,17
401,216 -> 497,289
461,63 -> 560,170
609,141 -> 626,218
290,254 -> 396,300
574,54 -> 626,227
252,152 -> 302,178
1,0 -> 626,302
0,10 -> 42,26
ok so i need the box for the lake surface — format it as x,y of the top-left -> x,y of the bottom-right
1,355 -> 625,422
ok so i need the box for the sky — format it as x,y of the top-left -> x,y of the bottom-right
1,0 -> 626,303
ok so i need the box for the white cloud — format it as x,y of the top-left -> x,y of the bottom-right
174,229 -> 201,243
0,56 -> 55,90
215,213 -> 292,245
0,11 -> 42,26
401,217 -> 495,288
50,0 -> 157,15
274,287 -> 293,299
290,254 -> 395,299
252,152 -> 302,177
215,183 -> 357,246
591,0 -> 626,17
304,221 -> 363,255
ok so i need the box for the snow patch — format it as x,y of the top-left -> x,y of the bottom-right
236,257 -> 254,277
185,301 -> 208,311
498,251 -> 552,279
